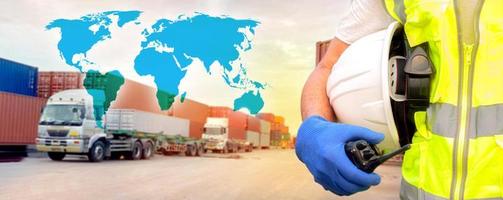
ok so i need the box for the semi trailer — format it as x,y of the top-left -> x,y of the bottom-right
36,89 -> 204,162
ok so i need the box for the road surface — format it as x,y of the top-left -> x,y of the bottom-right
0,149 -> 401,199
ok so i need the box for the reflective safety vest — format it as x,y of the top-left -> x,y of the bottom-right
384,0 -> 503,199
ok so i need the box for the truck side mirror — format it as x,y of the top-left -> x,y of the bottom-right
72,108 -> 78,113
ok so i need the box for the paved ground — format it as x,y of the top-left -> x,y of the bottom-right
0,149 -> 401,200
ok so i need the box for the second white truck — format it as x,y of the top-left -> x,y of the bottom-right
202,117 -> 252,153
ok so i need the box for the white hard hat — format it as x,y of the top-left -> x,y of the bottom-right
326,22 -> 404,151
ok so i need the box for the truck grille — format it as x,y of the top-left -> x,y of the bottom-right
47,129 -> 69,137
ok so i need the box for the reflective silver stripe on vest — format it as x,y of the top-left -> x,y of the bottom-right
382,0 -> 406,23
400,179 -> 503,200
426,103 -> 503,138
400,179 -> 446,200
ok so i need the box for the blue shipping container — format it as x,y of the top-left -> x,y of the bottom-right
0,58 -> 38,96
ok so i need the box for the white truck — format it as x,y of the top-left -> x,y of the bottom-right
36,89 -> 204,162
202,117 -> 252,153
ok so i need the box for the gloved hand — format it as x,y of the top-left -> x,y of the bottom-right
295,115 -> 384,196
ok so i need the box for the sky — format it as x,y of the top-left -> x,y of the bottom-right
0,0 -> 352,136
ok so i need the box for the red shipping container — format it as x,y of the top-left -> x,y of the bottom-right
0,92 -> 46,145
189,121 -> 204,139
246,116 -> 261,132
257,112 -> 275,122
209,106 -> 247,140
170,99 -> 209,124
37,72 -> 84,98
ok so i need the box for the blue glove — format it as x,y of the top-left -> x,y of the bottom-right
295,115 -> 384,196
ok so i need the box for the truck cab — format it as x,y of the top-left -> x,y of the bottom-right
36,89 -> 107,161
202,117 -> 251,153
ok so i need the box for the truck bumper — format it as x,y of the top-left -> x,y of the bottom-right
36,138 -> 88,153
204,141 -> 224,150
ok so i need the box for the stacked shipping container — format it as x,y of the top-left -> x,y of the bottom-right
37,71 -> 84,98
0,58 -> 38,97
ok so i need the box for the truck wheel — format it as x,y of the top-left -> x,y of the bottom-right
142,142 -> 154,159
223,145 -> 229,154
125,141 -> 142,160
88,141 -> 105,162
185,145 -> 197,157
48,152 -> 65,161
196,144 -> 204,156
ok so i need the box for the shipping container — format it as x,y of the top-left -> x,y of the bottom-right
170,99 -> 209,123
316,39 -> 332,65
0,58 -> 38,96
274,116 -> 285,125
0,92 -> 46,145
259,119 -> 271,134
37,71 -> 84,98
246,116 -> 261,132
189,120 -> 205,139
257,112 -> 275,122
209,106 -> 247,140
259,119 -> 270,148
246,131 -> 260,148
106,109 -> 189,137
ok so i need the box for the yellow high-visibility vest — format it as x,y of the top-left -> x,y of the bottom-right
384,0 -> 503,199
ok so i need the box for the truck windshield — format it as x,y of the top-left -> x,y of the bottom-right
205,127 -> 224,135
39,105 -> 86,126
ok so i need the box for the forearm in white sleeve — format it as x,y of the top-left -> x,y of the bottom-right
335,0 -> 395,44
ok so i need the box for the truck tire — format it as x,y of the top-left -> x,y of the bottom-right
142,142 -> 154,159
48,152 -> 65,161
88,141 -> 105,162
125,141 -> 143,160
223,145 -> 229,154
196,144 -> 204,156
185,145 -> 197,157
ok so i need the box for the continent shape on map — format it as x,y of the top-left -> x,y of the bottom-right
83,70 -> 125,128
46,11 -> 141,71
136,13 -> 265,114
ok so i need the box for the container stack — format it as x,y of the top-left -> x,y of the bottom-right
169,99 -> 210,139
209,106 -> 247,140
246,116 -> 261,148
257,113 -> 274,148
0,58 -> 46,157
37,71 -> 84,98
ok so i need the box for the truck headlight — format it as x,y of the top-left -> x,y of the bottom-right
69,130 -> 79,138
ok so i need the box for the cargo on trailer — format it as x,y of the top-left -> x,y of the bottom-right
259,120 -> 271,149
106,109 -> 189,137
246,131 -> 260,148
0,92 -> 46,157
0,58 -> 38,97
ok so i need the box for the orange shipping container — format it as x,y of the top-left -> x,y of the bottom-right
0,92 -> 46,145
246,116 -> 261,132
274,116 -> 285,125
189,121 -> 205,139
209,106 -> 247,140
170,99 -> 209,124
257,112 -> 275,123
316,40 -> 332,65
